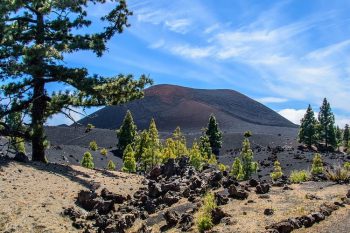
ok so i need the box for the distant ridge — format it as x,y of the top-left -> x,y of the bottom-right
77,84 -> 297,132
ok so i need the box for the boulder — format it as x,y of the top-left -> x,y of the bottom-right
264,208 -> 274,216
179,213 -> 194,231
189,176 -> 202,190
93,198 -> 115,215
148,166 -> 162,180
215,192 -> 229,205
77,190 -> 98,211
249,178 -> 259,187
208,170 -> 223,187
301,214 -> 316,228
256,183 -> 270,194
163,191 -> 180,206
164,210 -> 180,227
63,207 -> 83,221
137,223 -> 152,233
311,212 -> 325,222
228,185 -> 249,200
161,181 -> 180,193
101,188 -> 126,204
347,190 -> 350,198
267,221 -> 294,233
161,158 -> 178,177
211,207 -> 228,224
148,181 -> 162,198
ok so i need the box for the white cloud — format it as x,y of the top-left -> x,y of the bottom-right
256,97 -> 288,104
278,108 -> 350,128
170,45 -> 213,59
149,39 -> 165,49
165,19 -> 191,34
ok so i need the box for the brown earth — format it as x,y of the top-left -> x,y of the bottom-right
1,159 -> 349,233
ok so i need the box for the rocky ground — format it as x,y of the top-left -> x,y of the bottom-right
1,157 -> 350,233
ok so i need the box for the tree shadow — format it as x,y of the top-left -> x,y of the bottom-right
0,157 -> 123,190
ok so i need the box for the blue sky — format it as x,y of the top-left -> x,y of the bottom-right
48,0 -> 350,127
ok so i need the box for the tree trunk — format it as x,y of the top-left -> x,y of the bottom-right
31,81 -> 47,162
31,10 -> 47,162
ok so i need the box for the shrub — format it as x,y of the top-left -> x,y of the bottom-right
86,123 -> 95,132
89,140 -> 98,151
207,154 -> 217,165
196,192 -> 216,232
324,165 -> 350,182
217,163 -> 227,172
122,144 -> 136,173
106,160 -> 116,171
196,213 -> 213,233
344,162 -> 350,171
270,160 -> 283,180
100,148 -> 108,156
311,153 -> 323,175
289,170 -> 310,183
81,152 -> 94,169
230,157 -> 243,180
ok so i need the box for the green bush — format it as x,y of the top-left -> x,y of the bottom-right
217,163 -> 227,172
270,160 -> 283,180
89,140 -> 98,151
311,153 -> 323,175
289,170 -> 310,183
100,148 -> 108,156
324,166 -> 350,182
196,213 -> 213,233
106,160 -> 116,171
81,152 -> 94,169
344,162 -> 350,171
86,123 -> 95,132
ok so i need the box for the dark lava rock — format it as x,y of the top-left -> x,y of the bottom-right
101,188 -> 126,204
137,223 -> 152,233
301,214 -> 316,228
189,176 -> 202,190
77,190 -> 98,211
164,210 -> 180,227
163,191 -> 180,206
228,185 -> 249,200
148,181 -> 162,198
161,158 -> 178,177
311,212 -> 325,222
14,152 -> 29,163
148,166 -> 162,180
264,208 -> 274,216
208,170 -> 223,187
93,199 -> 115,215
211,207 -> 228,224
256,183 -> 270,194
267,221 -> 294,233
63,207 -> 83,221
249,178 -> 259,187
215,192 -> 229,206
161,181 -> 180,193
346,190 -> 350,198
179,213 -> 194,231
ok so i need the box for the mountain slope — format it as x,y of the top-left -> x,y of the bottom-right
78,84 -> 296,132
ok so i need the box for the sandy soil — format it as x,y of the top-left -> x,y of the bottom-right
0,160 -> 144,233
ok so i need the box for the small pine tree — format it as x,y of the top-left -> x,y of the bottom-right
205,115 -> 223,156
318,98 -> 336,149
199,133 -> 212,159
230,157 -> 242,178
106,160 -> 116,171
117,110 -> 137,153
172,127 -> 188,157
89,141 -> 98,151
162,138 -> 176,162
244,130 -> 252,138
335,126 -> 342,150
146,118 -> 162,169
270,160 -> 283,180
189,142 -> 203,171
81,152 -> 94,169
239,138 -> 258,180
217,163 -> 227,172
100,148 -> 108,156
85,123 -> 95,132
343,124 -> 349,147
122,144 -> 136,173
311,153 -> 324,175
298,105 -> 317,147
134,130 -> 150,162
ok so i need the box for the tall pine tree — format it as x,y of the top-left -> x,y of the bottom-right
343,124 -> 349,147
205,115 -> 222,156
318,98 -> 336,149
117,110 -> 137,153
140,118 -> 161,171
0,1 -> 152,162
122,144 -> 136,173
298,105 -> 317,147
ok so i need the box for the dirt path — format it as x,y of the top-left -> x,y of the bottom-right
0,160 -> 144,233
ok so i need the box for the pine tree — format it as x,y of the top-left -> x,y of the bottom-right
230,157 -> 243,179
122,144 -> 136,173
134,130 -> 150,162
5,110 -> 26,153
343,124 -> 349,147
162,138 -> 176,161
270,160 -> 283,180
205,115 -> 223,156
117,110 -> 137,153
318,98 -> 336,149
172,127 -> 188,157
106,160 -> 116,171
199,133 -> 212,159
239,138 -> 258,180
81,152 -> 94,169
335,126 -> 342,150
298,105 -> 317,147
189,142 -> 203,171
140,118 -> 161,171
311,153 -> 323,175
0,1 -> 152,162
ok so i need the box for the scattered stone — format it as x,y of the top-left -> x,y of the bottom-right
266,221 -> 294,233
228,185 -> 249,200
264,208 -> 274,216
249,178 -> 259,187
76,190 -> 98,211
256,183 -> 270,194
14,152 -> 29,163
63,207 -> 83,221
101,188 -> 126,204
164,210 -> 180,227
148,166 -> 162,180
215,192 -> 229,205
211,207 -> 228,224
179,213 -> 194,231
